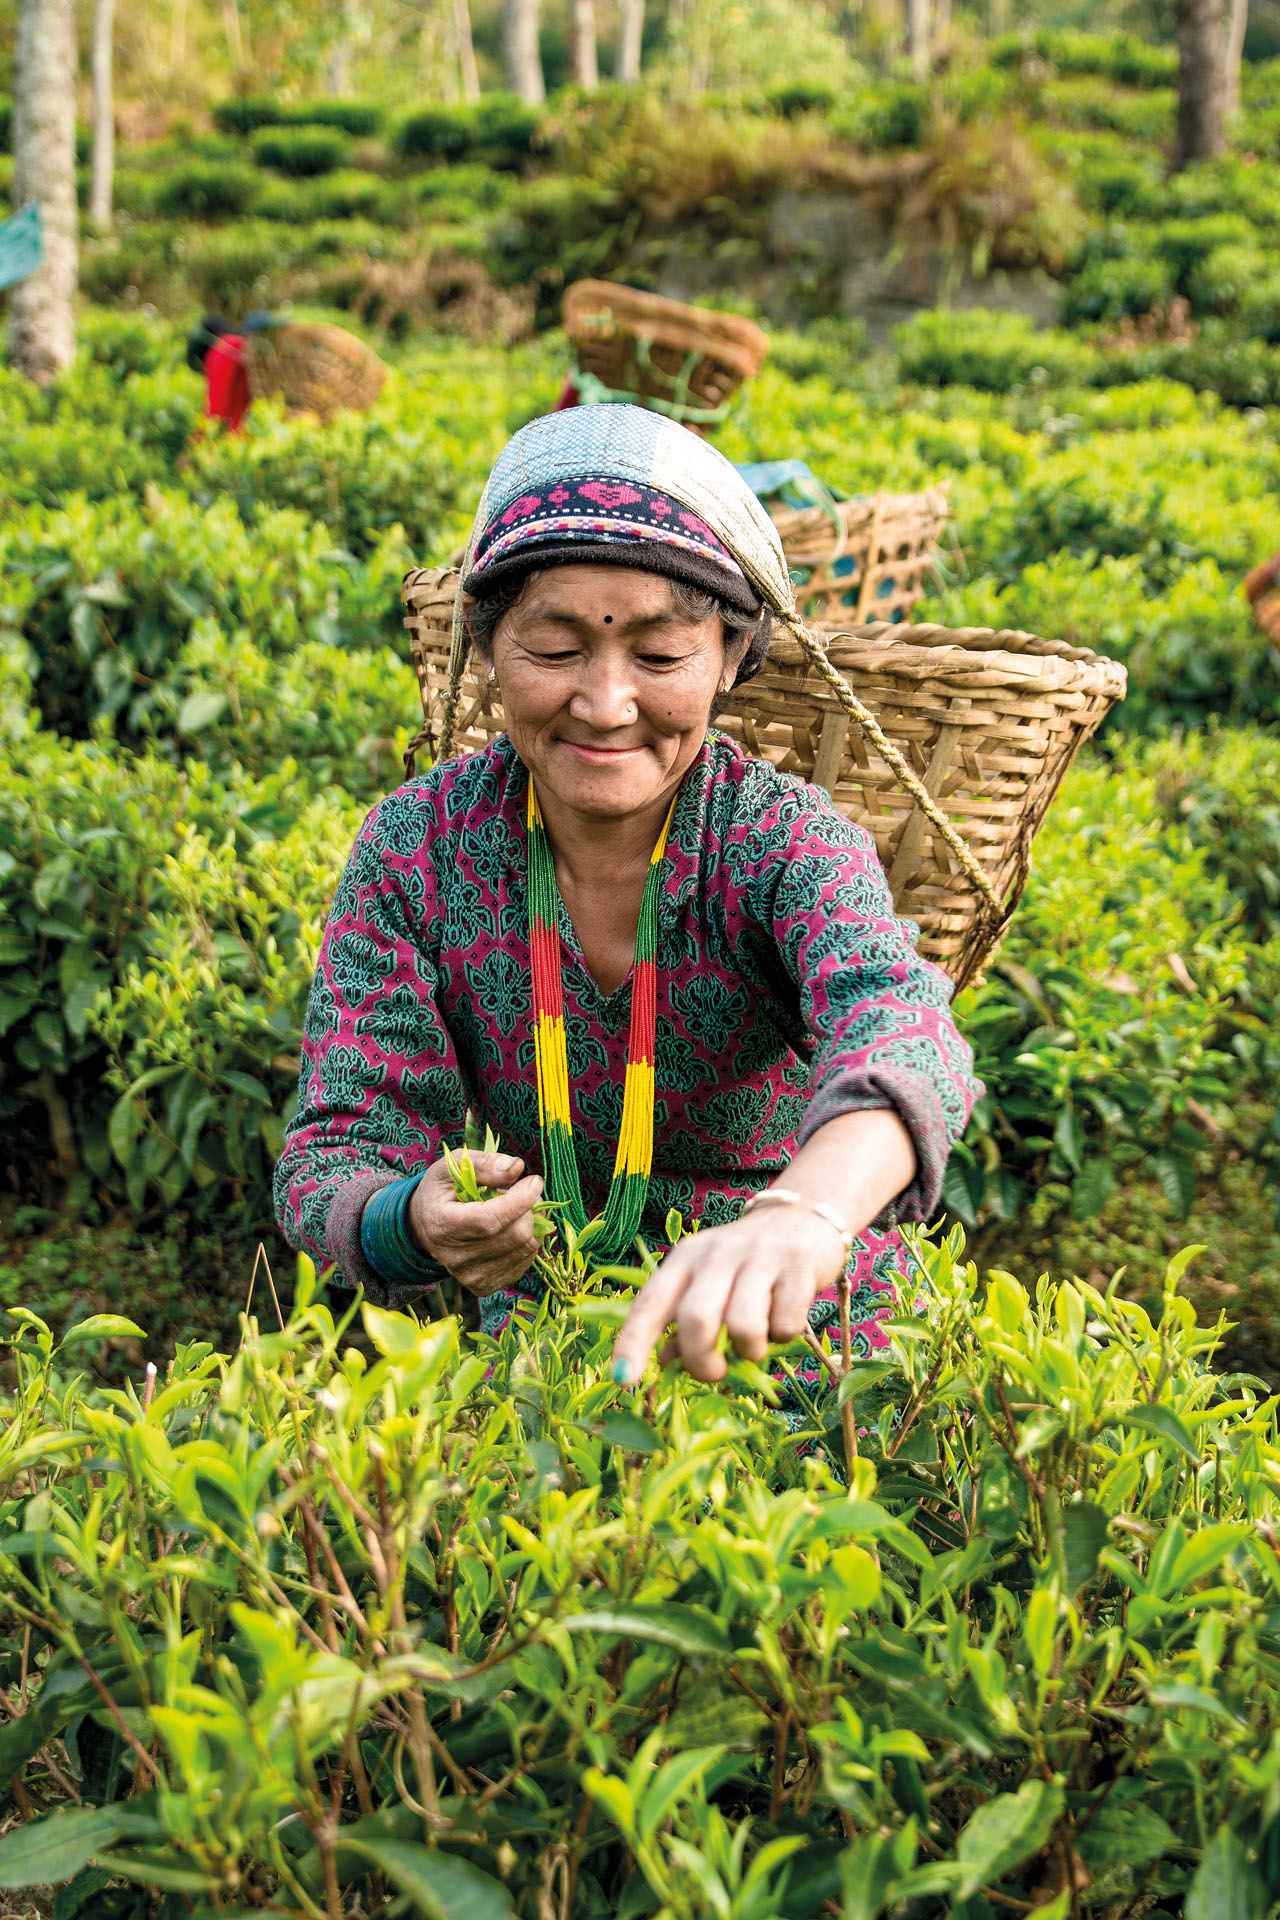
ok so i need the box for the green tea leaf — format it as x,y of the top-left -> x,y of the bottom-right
595,1412 -> 661,1453
559,1605 -> 729,1657
956,1780 -> 1065,1897
1117,1405 -> 1201,1462
1062,1501 -> 1109,1594
0,1808 -> 156,1889
339,1842 -> 516,1920
1185,1826 -> 1265,1920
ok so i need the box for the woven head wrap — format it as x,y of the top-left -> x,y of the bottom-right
452,403 -> 798,673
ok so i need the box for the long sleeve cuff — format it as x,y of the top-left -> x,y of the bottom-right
796,1065 -> 961,1228
321,1168 -> 450,1310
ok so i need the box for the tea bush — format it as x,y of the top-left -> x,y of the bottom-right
250,126 -> 354,177
149,159 -> 262,220
392,96 -> 544,170
211,97 -> 385,137
0,1235 -> 1278,1917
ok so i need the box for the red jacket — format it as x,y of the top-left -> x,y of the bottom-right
205,334 -> 250,432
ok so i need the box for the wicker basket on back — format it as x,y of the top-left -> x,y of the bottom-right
562,281 -> 769,434
402,567 -> 1126,989
1246,553 -> 1280,646
245,322 -> 386,423
771,485 -> 951,627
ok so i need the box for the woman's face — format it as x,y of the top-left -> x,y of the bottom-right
484,564 -> 741,826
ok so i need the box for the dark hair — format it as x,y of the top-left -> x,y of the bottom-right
185,314 -> 233,375
465,567 -> 772,689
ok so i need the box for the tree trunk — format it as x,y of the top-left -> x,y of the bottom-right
223,0 -> 244,67
1222,0 -> 1248,118
503,0 -> 545,104
905,0 -> 931,79
453,0 -> 481,102
617,0 -> 643,81
10,0 -> 78,384
1174,0 -> 1226,167
571,0 -> 599,88
933,0 -> 952,63
90,0 -> 115,231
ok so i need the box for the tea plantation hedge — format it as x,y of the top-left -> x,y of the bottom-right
4,1233 -> 1280,1917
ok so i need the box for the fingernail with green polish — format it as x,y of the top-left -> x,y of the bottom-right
612,1357 -> 633,1385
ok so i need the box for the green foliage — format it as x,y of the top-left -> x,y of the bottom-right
212,96 -> 384,137
0,487 -> 408,741
990,27 -> 1178,87
894,309 -> 1092,390
393,95 -> 543,170
828,82 -> 927,150
250,124 -> 353,176
150,158 -> 262,219
949,750 -> 1266,1237
0,1237 -> 1278,1916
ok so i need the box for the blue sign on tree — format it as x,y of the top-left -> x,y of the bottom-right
0,204 -> 45,292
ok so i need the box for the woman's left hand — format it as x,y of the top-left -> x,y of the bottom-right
609,1207 -> 848,1384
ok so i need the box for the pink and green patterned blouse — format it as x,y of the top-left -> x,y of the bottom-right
274,732 -> 980,1364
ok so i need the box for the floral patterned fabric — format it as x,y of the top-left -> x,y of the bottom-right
273,732 -> 981,1373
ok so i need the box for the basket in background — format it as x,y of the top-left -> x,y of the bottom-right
401,567 -> 1127,989
771,484 -> 951,627
1246,552 -> 1280,647
561,281 -> 769,434
245,321 -> 386,423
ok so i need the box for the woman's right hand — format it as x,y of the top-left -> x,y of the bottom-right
407,1153 -> 544,1297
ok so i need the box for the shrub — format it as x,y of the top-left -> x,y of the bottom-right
0,734 -> 363,1218
894,308 -> 1093,391
1,1238 -> 1279,1917
249,124 -> 352,176
1073,147 -> 1164,216
150,159 -> 261,219
411,161 -> 518,220
1153,211 -> 1257,281
256,168 -> 397,223
1041,76 -> 1176,143
951,747 -> 1264,1233
764,78 -> 839,117
0,93 -> 10,148
1062,250 -> 1175,322
0,488 -> 408,740
991,27 -> 1177,87
830,81 -> 927,149
211,93 -> 294,134
393,94 -> 543,170
1187,241 -> 1272,314
214,95 -> 385,137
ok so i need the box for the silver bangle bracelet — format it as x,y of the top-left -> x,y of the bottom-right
738,1186 -> 854,1259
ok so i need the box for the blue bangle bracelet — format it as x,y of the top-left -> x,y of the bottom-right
359,1174 -> 438,1286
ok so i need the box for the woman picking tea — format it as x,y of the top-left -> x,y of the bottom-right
274,404 -> 979,1387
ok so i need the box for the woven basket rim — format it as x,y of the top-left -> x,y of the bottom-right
770,483 -> 951,542
562,280 -> 769,376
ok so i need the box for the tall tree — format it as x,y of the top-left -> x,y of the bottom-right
1174,0 -> 1227,166
327,0 -> 355,94
617,0 -> 643,80
571,0 -> 599,87
10,0 -> 78,383
905,0 -> 931,78
453,0 -> 481,102
1223,0 -> 1249,118
503,0 -> 545,103
90,0 -> 115,231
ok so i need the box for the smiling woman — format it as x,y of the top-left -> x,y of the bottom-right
273,405 -> 981,1393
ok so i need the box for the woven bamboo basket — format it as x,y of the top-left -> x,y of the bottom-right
562,281 -> 769,434
1246,552 -> 1280,646
402,567 -> 1127,988
771,485 -> 951,627
245,322 -> 386,423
